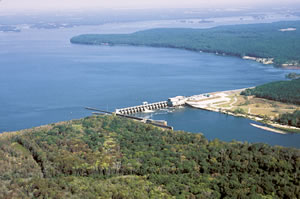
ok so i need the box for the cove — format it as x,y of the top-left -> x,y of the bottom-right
144,107 -> 300,148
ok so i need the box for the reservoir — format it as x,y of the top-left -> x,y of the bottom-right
0,24 -> 299,148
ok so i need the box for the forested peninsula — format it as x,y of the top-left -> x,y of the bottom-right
71,21 -> 300,68
1,115 -> 299,198
241,78 -> 300,128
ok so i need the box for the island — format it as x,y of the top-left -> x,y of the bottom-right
1,115 -> 299,198
71,21 -> 300,68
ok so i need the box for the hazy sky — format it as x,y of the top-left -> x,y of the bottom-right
1,0 -> 299,13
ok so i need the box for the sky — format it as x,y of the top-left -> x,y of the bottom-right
0,0 -> 299,13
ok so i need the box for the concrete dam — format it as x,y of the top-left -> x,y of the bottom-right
115,96 -> 187,115
114,93 -> 227,115
115,101 -> 168,115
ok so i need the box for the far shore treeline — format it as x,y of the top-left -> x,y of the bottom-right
71,21 -> 300,67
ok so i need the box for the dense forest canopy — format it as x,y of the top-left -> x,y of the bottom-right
241,78 -> 300,105
277,110 -> 300,128
1,115 -> 299,198
71,21 -> 300,66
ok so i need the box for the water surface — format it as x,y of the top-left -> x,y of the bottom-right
0,25 -> 299,148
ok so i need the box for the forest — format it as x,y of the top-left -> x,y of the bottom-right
241,78 -> 300,105
277,110 -> 300,128
71,21 -> 300,66
286,72 -> 300,79
1,115 -> 299,198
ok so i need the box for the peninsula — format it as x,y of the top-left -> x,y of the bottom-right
185,78 -> 300,133
71,21 -> 300,68
186,88 -> 300,134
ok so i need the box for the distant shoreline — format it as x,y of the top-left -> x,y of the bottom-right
71,21 -> 300,70
72,41 -> 300,70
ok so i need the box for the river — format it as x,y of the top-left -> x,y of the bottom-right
0,22 -> 299,148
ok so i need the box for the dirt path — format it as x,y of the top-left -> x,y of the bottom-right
213,96 -> 237,110
229,97 -> 237,108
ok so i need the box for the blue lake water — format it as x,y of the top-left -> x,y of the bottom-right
0,26 -> 299,148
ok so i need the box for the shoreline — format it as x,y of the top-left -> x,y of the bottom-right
186,88 -> 300,134
71,41 -> 300,70
187,104 -> 298,134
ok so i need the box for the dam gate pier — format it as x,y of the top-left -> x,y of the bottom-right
115,101 -> 168,115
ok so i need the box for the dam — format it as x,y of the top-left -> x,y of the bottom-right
114,92 -> 233,115
115,96 -> 187,115
115,101 -> 168,115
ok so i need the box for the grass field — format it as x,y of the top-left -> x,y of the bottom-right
216,92 -> 299,120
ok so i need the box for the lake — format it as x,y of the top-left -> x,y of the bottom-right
0,24 -> 299,148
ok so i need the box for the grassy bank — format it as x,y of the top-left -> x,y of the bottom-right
186,88 -> 300,133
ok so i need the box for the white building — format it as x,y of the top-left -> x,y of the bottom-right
167,96 -> 186,107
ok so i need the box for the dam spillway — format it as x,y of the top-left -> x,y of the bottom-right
115,101 -> 168,115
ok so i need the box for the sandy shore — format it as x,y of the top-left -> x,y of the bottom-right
250,123 -> 287,134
